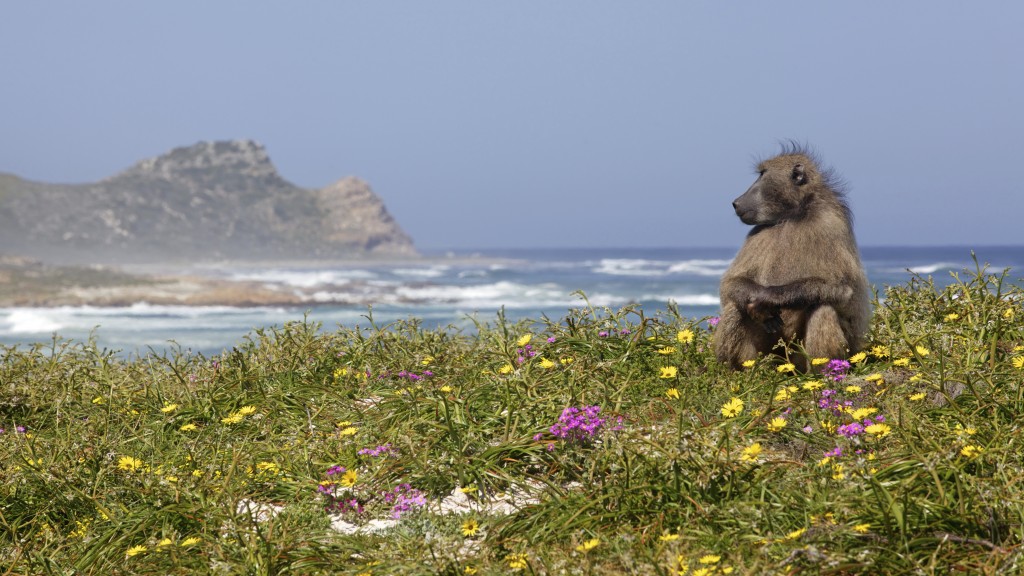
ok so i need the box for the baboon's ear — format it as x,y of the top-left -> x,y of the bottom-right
792,164 -> 807,186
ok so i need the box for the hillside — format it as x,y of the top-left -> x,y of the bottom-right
0,140 -> 417,264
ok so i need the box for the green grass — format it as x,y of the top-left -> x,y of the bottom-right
3,263 -> 1024,575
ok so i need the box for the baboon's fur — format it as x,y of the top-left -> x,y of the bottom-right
713,144 -> 871,370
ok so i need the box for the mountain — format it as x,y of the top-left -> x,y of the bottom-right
0,140 -> 417,264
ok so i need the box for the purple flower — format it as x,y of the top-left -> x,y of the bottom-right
547,337 -> 556,343
357,443 -> 394,457
837,422 -> 864,437
326,465 -> 346,476
541,405 -> 620,446
824,447 -> 843,458
384,484 -> 426,519
708,316 -> 720,327
15,426 -> 26,433
599,331 -> 609,338
823,359 -> 851,382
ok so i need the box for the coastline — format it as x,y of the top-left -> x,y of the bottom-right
0,253 -> 522,308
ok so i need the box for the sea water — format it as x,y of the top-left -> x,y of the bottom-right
1,246 -> 1021,357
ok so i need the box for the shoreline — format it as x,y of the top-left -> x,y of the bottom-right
0,253 -> 522,308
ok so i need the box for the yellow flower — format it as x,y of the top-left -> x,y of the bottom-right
160,403 -> 178,413
1005,308 -> 1016,320
461,518 -> 480,537
92,396 -> 105,405
1012,356 -> 1024,369
692,569 -> 712,576
955,424 -> 977,436
785,528 -> 806,540
126,544 -> 147,557
945,313 -> 960,321
865,423 -> 892,438
864,373 -> 884,383
464,567 -> 478,575
698,554 -> 720,564
422,356 -> 434,365
658,347 -> 677,355
893,358 -> 911,367
333,367 -> 348,378
575,538 -> 600,553
506,553 -> 528,571
117,456 -> 144,472
845,385 -> 862,394
157,538 -> 173,548
870,345 -> 890,358
440,385 -> 453,393
498,364 -> 514,375
802,380 -> 824,391
848,352 -> 867,363
777,363 -> 796,374
909,392 -> 926,401
459,485 -> 478,494
221,413 -> 243,425
721,397 -> 744,418
740,443 -> 762,462
665,388 -> 680,400
767,417 -> 787,432
852,523 -> 871,533
180,536 -> 201,547
811,357 -> 829,366
256,461 -> 279,474
659,532 -> 680,542
660,366 -> 678,379
340,470 -> 358,487
516,334 -> 532,347
539,357 -> 556,369
851,407 -> 877,420
915,346 -> 930,357
179,423 -> 198,432
237,405 -> 257,416
339,427 -> 358,436
832,463 -> 845,480
960,445 -> 983,459
677,329 -> 695,344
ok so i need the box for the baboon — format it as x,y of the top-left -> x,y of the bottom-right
713,144 -> 871,370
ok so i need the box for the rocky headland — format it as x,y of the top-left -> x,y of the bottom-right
0,140 -> 420,306
0,140 -> 416,264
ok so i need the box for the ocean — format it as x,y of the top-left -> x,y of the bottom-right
1,246 -> 1022,357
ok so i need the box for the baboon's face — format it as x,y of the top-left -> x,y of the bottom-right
732,154 -> 814,226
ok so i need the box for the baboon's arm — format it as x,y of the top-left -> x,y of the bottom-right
753,277 -> 854,309
722,276 -> 853,309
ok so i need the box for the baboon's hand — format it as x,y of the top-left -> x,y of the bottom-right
761,314 -> 783,333
746,300 -> 782,333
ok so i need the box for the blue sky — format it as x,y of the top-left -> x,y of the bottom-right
1,2 -> 1021,250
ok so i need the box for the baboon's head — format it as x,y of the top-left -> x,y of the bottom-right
732,151 -> 822,226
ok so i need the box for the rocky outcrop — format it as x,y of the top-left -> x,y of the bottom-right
0,140 -> 417,264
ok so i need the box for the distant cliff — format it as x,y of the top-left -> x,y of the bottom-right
0,140 -> 417,263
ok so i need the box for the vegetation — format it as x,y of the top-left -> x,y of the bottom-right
3,263 -> 1024,575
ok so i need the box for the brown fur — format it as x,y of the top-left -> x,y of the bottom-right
713,145 -> 871,370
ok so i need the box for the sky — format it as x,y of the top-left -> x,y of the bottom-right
1,2 -> 1022,251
